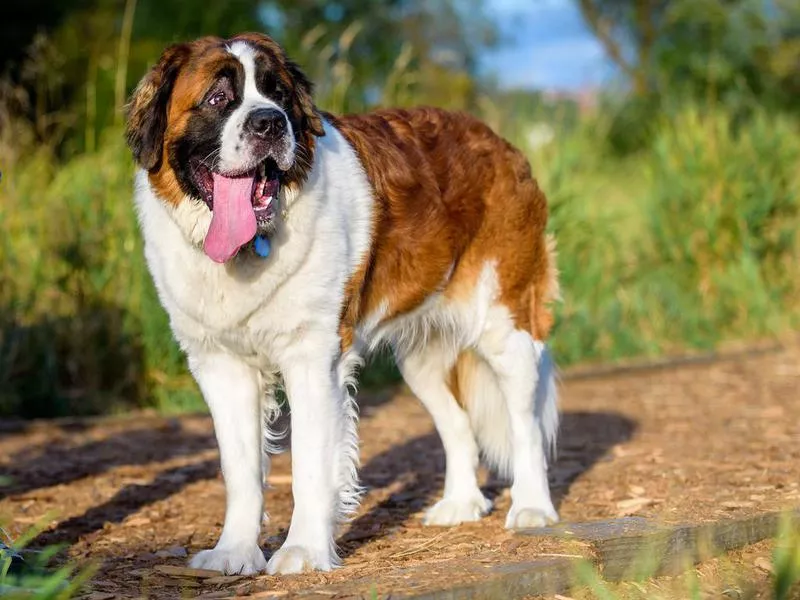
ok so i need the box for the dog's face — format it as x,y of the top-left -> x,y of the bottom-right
126,33 -> 325,262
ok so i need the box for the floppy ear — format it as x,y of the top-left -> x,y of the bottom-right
125,44 -> 189,170
286,60 -> 325,138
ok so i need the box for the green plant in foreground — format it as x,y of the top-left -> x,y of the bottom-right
772,516 -> 800,600
571,514 -> 800,599
0,521 -> 95,600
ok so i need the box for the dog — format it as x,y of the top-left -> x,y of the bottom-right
125,32 -> 560,576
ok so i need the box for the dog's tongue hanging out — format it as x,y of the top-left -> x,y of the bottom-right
203,173 -> 257,263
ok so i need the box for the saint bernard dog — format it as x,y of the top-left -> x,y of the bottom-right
125,32 -> 561,576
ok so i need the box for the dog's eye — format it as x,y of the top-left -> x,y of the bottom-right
262,76 -> 285,103
208,91 -> 229,107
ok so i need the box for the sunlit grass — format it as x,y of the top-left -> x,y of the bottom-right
569,514 -> 800,600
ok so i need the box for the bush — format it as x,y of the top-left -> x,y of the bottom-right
639,107 -> 800,348
0,131 -> 201,417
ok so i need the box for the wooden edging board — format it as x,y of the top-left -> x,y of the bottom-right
359,509 -> 800,600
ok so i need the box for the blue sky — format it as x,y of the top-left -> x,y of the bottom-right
481,0 -> 614,90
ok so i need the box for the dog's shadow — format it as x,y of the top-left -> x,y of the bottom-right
337,409 -> 636,557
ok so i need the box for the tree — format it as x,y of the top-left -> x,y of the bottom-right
1,0 -> 497,154
577,0 -> 800,110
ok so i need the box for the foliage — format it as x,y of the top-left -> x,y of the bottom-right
0,0 -> 496,158
524,103 -> 800,365
569,513 -> 800,599
578,0 -> 800,154
0,520 -> 95,599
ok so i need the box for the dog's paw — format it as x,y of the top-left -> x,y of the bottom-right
504,505 -> 559,530
423,493 -> 493,526
189,544 -> 267,575
266,545 -> 333,575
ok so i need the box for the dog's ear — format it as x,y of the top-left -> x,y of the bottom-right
286,60 -> 325,138
125,44 -> 189,170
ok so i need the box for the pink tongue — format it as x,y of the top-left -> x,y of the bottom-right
204,173 -> 257,263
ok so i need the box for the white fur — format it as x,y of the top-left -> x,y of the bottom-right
136,111 -> 372,573
136,44 -> 558,577
219,42 -> 295,173
375,264 -> 559,528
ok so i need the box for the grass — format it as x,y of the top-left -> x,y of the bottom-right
1,65 -> 799,418
523,104 -> 800,366
567,514 -> 800,600
0,519 -> 95,599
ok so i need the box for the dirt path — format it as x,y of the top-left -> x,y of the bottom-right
1,343 -> 799,598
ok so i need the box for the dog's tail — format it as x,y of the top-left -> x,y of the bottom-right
454,344 -> 559,479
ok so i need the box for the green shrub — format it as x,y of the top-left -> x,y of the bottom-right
639,107 -> 800,349
0,131 -> 201,417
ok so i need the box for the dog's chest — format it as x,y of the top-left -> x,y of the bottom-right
155,249 -> 324,354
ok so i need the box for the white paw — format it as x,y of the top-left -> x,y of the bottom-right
266,545 -> 333,575
189,544 -> 267,575
423,493 -> 493,526
504,505 -> 559,529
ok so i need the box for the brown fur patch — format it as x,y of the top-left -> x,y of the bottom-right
328,107 -> 557,349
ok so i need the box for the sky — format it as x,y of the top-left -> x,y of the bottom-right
481,0 -> 614,91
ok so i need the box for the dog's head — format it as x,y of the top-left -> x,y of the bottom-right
126,33 -> 324,263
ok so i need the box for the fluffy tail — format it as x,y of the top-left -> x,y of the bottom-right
455,345 -> 559,479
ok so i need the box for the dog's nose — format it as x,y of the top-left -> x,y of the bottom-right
245,108 -> 286,138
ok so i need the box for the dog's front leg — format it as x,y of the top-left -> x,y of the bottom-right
267,352 -> 343,574
188,353 -> 267,575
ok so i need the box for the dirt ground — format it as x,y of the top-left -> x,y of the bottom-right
1,341 -> 799,599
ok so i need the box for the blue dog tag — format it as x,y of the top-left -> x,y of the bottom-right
254,235 -> 271,258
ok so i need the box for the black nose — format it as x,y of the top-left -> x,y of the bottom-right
245,108 -> 286,138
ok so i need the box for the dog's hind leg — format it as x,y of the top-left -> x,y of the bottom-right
396,337 -> 492,526
477,326 -> 559,529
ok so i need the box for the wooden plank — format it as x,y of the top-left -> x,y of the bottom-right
518,509 -> 800,582
398,557 -> 578,600
290,509 -> 799,599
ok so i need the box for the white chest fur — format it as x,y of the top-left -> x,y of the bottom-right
133,122 -> 373,366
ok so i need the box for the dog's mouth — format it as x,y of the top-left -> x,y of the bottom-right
192,158 -> 281,224
191,158 -> 282,263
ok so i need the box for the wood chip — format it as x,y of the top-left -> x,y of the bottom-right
629,485 -> 646,496
204,575 -> 243,585
155,545 -> 187,558
754,556 -> 773,573
616,497 -> 654,516
194,592 -> 233,599
153,565 -> 221,578
721,501 -> 755,510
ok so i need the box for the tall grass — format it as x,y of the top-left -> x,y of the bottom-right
1,42 -> 798,417
523,105 -> 800,365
